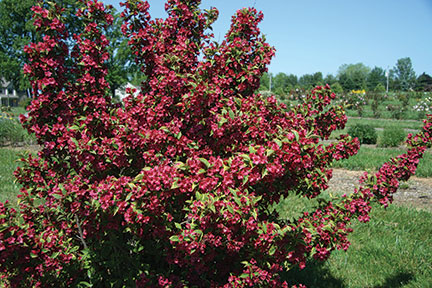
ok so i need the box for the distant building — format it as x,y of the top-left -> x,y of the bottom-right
0,78 -> 26,107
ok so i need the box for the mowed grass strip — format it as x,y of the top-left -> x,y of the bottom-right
346,117 -> 424,130
0,148 -> 23,204
281,204 -> 432,287
332,146 -> 432,177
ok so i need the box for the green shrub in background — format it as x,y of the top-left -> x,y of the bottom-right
18,97 -> 32,109
379,126 -> 406,147
348,124 -> 377,144
0,114 -> 35,146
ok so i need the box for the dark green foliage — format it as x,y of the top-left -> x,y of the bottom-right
416,72 -> 432,92
348,124 -> 377,144
367,66 -> 386,91
379,126 -> 406,147
391,57 -> 416,91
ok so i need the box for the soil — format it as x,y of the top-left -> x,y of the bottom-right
328,168 -> 432,211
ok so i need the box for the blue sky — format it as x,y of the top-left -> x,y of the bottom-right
102,0 -> 432,77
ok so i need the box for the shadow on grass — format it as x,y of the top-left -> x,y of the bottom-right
280,260 -> 414,288
374,271 -> 414,288
280,260 -> 345,288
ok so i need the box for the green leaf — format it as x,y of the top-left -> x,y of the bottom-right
227,205 -> 234,214
242,175 -> 249,185
268,245 -> 276,256
125,192 -> 133,201
293,130 -> 300,142
175,131 -> 182,139
209,203 -> 216,213
199,158 -> 211,168
170,235 -> 180,242
228,108 -> 235,119
218,117 -> 228,127
171,180 -> 179,189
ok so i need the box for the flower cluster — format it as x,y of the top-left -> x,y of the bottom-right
0,0 -> 431,287
413,97 -> 432,112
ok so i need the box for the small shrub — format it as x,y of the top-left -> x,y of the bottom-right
379,126 -> 406,147
18,97 -> 32,109
368,92 -> 383,118
348,124 -> 377,144
0,114 -> 36,146
386,104 -> 404,119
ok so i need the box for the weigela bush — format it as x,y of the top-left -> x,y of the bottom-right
1,0 -> 431,287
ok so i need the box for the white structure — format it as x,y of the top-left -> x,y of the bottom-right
114,82 -> 140,102
0,78 -> 20,107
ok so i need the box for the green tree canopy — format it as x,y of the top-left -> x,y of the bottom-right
259,71 -> 271,91
0,0 -> 132,95
367,66 -> 386,91
0,0 -> 35,90
324,73 -> 337,86
337,63 -> 370,91
391,57 -> 416,91
105,10 -> 136,98
416,72 -> 432,92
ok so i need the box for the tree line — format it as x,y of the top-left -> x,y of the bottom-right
260,59 -> 432,96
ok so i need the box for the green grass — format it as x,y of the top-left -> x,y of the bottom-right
346,117 -> 423,130
281,204 -> 432,287
332,146 -> 432,177
0,148 -> 23,204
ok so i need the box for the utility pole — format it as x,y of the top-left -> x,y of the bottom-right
385,67 -> 389,94
269,73 -> 272,92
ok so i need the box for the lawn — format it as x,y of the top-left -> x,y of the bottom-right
332,146 -> 432,178
346,117 -> 423,131
0,148 -> 23,204
281,204 -> 432,287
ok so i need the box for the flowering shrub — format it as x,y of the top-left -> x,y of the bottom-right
413,96 -> 432,119
0,0 -> 431,287
344,90 -> 367,117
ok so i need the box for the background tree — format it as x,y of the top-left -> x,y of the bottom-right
391,57 -> 416,91
331,82 -> 344,95
324,73 -> 337,86
337,63 -> 370,91
0,0 -> 35,91
259,71 -> 271,91
416,72 -> 432,92
105,10 -> 135,98
0,0 -> 131,96
272,72 -> 289,96
367,66 -> 386,91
